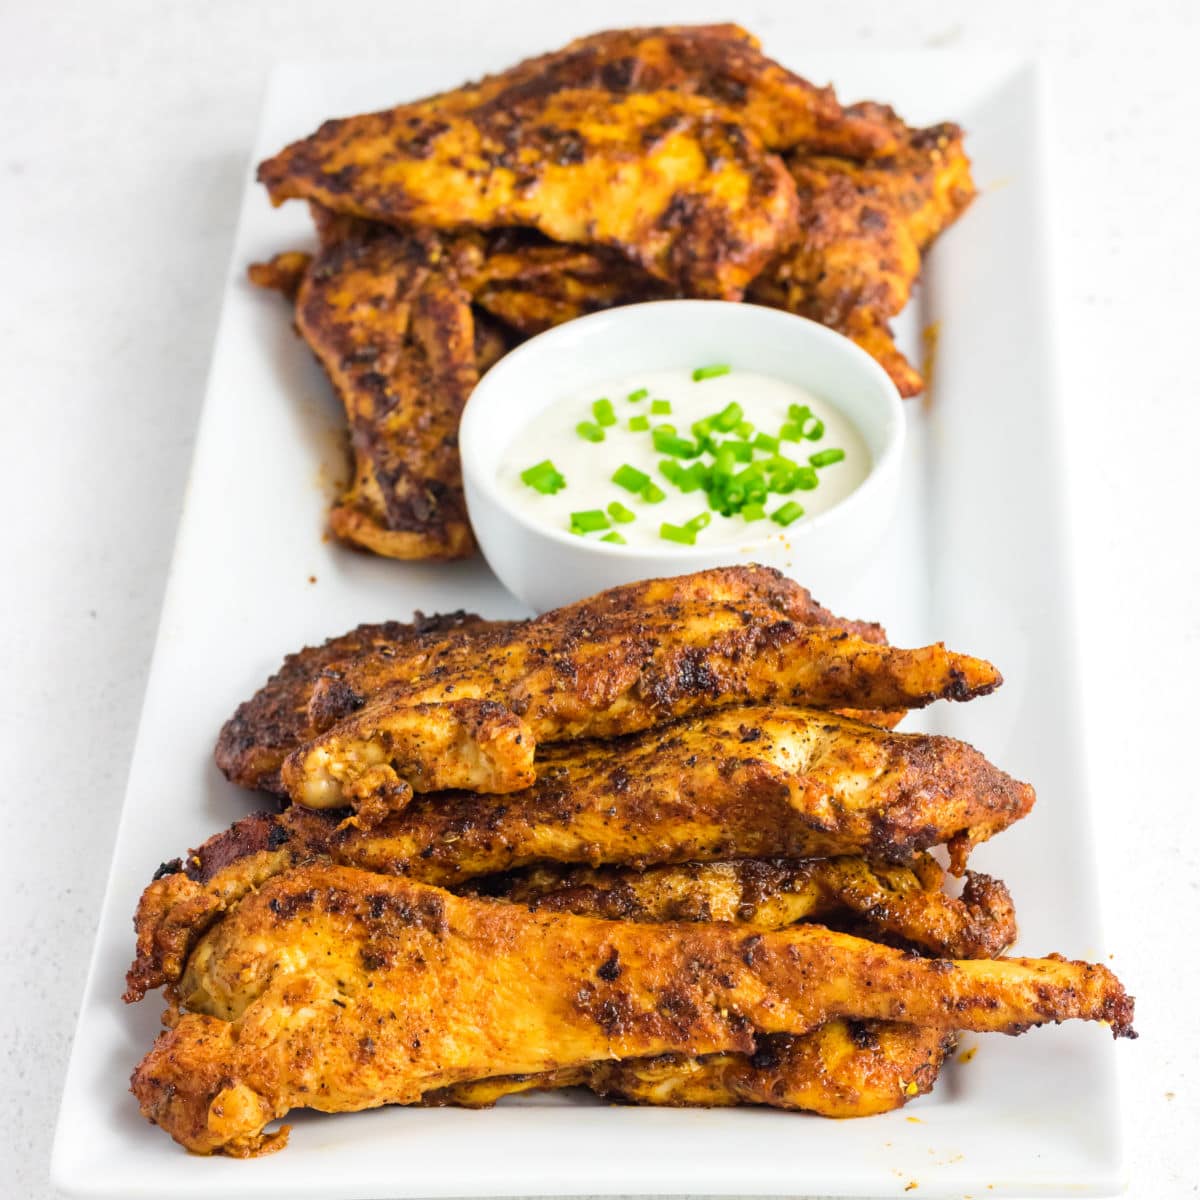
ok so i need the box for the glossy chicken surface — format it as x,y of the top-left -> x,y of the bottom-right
215,566 -> 885,795
129,864 -> 1133,1156
430,1019 -> 952,1117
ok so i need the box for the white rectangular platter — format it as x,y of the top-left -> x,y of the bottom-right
52,44 -> 1126,1199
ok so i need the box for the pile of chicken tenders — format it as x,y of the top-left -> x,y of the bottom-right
250,24 -> 975,560
126,566 -> 1134,1156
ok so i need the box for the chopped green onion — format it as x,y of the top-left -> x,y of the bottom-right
718,438 -> 753,462
627,387 -> 649,403
570,509 -> 610,532
592,398 -> 616,427
660,522 -> 697,545
686,512 -> 712,532
692,363 -> 731,382
734,420 -> 755,439
653,429 -> 700,458
810,448 -> 846,467
607,501 -> 636,524
778,421 -> 801,442
600,531 -> 627,545
771,501 -> 805,527
691,418 -> 713,439
628,415 -> 650,432
519,459 -> 566,494
712,402 -> 744,432
741,502 -> 766,522
576,421 -> 605,443
612,464 -> 650,494
753,432 -> 779,454
651,398 -> 672,415
787,404 -> 825,441
641,481 -> 666,504
793,466 -> 819,490
659,460 -> 685,487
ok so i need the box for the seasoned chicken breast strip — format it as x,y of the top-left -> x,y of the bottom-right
130,707 -> 1031,1001
215,611 -> 509,795
260,87 -> 799,300
215,566 -> 886,795
282,619 -> 1001,815
129,864 -> 1133,1156
484,854 -> 1017,960
430,1019 -> 953,1117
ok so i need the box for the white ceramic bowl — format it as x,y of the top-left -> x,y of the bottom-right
460,300 -> 904,612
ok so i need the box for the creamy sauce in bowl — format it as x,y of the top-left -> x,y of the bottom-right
496,367 -> 871,548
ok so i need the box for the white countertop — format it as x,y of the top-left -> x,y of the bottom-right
2,1 -> 1197,1197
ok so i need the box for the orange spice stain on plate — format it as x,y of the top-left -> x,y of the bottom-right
958,1046 -> 978,1064
920,320 -> 941,411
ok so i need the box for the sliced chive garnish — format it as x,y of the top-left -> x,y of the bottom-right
659,460 -> 685,487
519,459 -> 566,494
650,398 -> 672,415
693,363 -> 731,381
576,421 -> 605,443
809,448 -> 845,467
771,501 -> 805,527
627,387 -> 649,403
793,466 -> 819,490
570,509 -> 611,532
686,512 -> 712,532
734,420 -> 754,439
778,421 -> 801,442
653,429 -> 700,458
600,531 -> 627,544
741,502 -> 766,522
660,522 -> 697,545
678,463 -> 706,493
592,398 -> 616,427
789,405 -> 826,441
712,402 -> 744,432
607,501 -> 636,524
754,433 -> 779,453
641,481 -> 666,504
717,438 -> 753,463
612,464 -> 650,494
628,415 -> 650,432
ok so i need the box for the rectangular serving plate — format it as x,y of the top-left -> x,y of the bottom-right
52,46 -> 1124,1199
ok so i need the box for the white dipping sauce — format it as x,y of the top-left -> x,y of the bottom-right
497,367 -> 870,548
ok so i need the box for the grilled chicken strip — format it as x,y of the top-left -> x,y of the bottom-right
749,124 -> 975,397
282,610 -> 1001,815
430,1019 -> 952,1117
129,864 -> 1133,1156
260,86 -> 799,300
292,228 -> 488,558
131,709 -> 1031,1001
216,566 -> 886,795
444,855 -> 986,1113
483,855 -> 1017,960
215,611 -> 509,795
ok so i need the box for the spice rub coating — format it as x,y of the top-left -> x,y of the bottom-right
132,706 -> 1031,1001
216,566 -> 888,796
215,611 -> 509,795
486,854 -> 1017,960
129,864 -> 1134,1156
430,1019 -> 952,1117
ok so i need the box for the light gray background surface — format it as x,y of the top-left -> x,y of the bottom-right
2,2 -> 1197,1197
